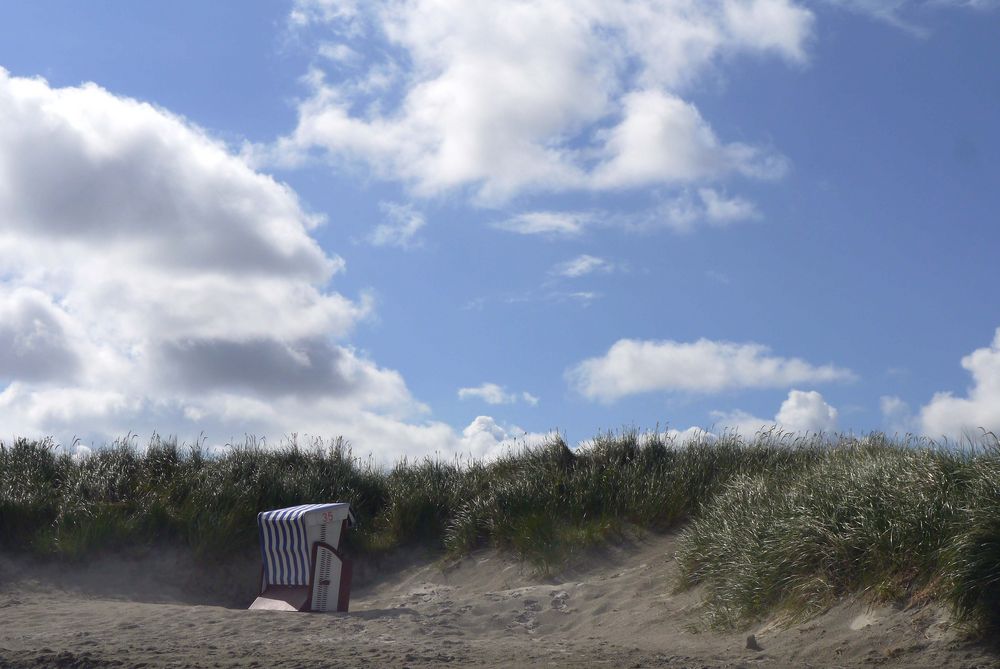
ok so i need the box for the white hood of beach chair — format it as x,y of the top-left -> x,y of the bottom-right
257,503 -> 354,587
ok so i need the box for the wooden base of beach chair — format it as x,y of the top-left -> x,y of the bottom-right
249,585 -> 311,611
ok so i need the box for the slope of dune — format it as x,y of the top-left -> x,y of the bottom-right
1,532 -> 996,668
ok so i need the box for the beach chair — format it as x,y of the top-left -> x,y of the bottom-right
249,503 -> 356,612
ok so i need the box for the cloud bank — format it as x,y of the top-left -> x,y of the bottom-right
0,69 -> 535,461
268,0 -> 812,204
568,338 -> 854,402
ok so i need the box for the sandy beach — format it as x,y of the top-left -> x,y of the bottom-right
1,532 -> 996,668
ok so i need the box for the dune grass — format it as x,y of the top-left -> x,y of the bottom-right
3,430 -> 1000,634
674,432 -> 1000,635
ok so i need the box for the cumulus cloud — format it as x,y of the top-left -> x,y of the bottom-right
590,90 -> 787,189
459,416 -> 554,460
368,201 -> 426,249
551,255 -> 614,278
458,383 -> 539,407
917,328 -> 1000,439
712,389 -> 839,435
568,338 -> 854,402
267,0 -> 812,203
775,389 -> 839,432
0,68 -> 544,461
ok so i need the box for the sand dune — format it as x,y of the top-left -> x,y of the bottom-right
1,533 -> 996,668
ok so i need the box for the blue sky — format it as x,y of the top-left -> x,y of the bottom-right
0,1 -> 998,458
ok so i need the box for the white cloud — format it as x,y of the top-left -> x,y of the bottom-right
576,426 -> 719,450
568,338 -> 854,402
551,254 -> 614,278
698,188 -> 762,224
590,90 -> 787,189
493,211 -> 591,238
318,42 -> 360,64
712,389 -> 838,435
566,291 -> 603,304
0,68 -> 549,462
70,443 -> 93,462
521,392 -> 540,407
880,395 -> 916,434
368,201 -> 426,248
665,426 -> 719,444
458,383 -> 514,405
821,0 -> 998,33
655,188 -> 762,232
504,289 -> 603,307
268,0 -> 813,203
289,0 -> 361,28
497,188 -> 760,239
826,1 -> 999,16
459,416 -> 554,461
458,382 -> 538,406
918,328 -> 1000,439
775,389 -> 838,432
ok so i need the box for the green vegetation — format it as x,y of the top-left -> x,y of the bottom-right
676,436 -> 964,626
3,430 -> 1000,634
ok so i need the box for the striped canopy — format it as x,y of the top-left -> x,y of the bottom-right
257,503 -> 354,586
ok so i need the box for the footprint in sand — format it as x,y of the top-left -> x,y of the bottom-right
510,599 -> 541,632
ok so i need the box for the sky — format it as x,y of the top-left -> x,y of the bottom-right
0,0 -> 998,459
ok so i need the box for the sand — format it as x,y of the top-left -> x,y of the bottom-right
1,532 -> 997,668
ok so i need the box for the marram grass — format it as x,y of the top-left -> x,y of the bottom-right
3,430 -> 1000,634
